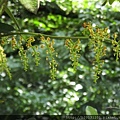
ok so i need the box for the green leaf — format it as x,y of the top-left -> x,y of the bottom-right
5,7 -> 21,30
0,0 -> 8,16
109,0 -> 115,4
0,22 -> 15,33
19,0 -> 40,14
86,106 -> 98,115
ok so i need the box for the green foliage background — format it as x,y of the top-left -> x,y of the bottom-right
0,0 -> 120,115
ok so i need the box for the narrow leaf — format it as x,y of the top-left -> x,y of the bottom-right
0,22 -> 15,33
86,106 -> 98,115
0,0 -> 8,16
5,7 -> 21,30
19,0 -> 40,14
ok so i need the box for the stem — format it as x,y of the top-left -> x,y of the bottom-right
0,32 -> 112,42
0,32 -> 89,40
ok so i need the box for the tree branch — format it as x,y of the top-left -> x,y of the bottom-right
0,32 -> 89,40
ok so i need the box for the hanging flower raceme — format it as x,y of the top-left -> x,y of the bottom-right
0,46 -> 11,78
84,22 -> 109,82
65,39 -> 81,70
40,36 -> 58,79
112,33 -> 120,61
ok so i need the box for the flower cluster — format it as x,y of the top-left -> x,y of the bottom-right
26,37 -> 40,66
18,46 -> 28,71
0,45 -> 11,78
11,36 -> 41,70
65,39 -> 81,70
31,46 -> 40,66
26,37 -> 35,48
11,36 -> 29,71
11,37 -> 17,50
112,33 -> 120,61
1,37 -> 9,46
40,36 -> 58,79
84,22 -> 109,82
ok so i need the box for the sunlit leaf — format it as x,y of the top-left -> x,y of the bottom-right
19,0 -> 40,14
86,106 -> 98,115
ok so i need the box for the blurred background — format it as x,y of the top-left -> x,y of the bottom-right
0,0 -> 120,115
